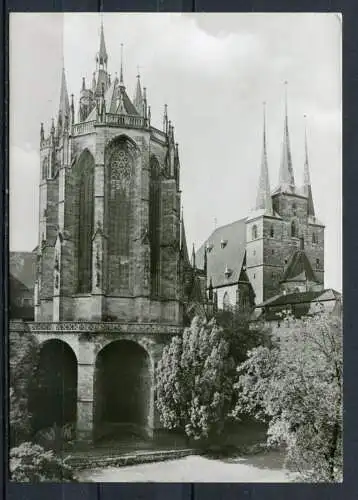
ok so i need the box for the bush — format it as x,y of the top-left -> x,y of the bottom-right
34,423 -> 76,451
10,442 -> 76,482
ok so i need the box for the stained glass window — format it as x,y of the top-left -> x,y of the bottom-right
107,144 -> 132,292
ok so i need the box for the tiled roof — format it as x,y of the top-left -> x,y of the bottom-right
254,289 -> 342,321
196,218 -> 247,288
281,250 -> 318,283
9,251 -> 36,290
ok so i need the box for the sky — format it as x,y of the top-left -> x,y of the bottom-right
9,13 -> 342,291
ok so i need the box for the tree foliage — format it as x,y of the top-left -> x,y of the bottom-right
9,326 -> 40,445
234,312 -> 343,482
155,316 -> 235,441
10,442 -> 76,482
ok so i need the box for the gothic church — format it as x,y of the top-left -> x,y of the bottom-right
196,98 -> 326,314
11,24 -> 204,444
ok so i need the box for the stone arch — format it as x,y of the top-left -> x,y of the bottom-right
93,339 -> 153,441
104,136 -> 140,293
29,339 -> 78,432
71,148 -> 95,293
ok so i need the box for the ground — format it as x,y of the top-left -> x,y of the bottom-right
77,451 -> 297,483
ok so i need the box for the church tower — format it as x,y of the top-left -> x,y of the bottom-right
246,87 -> 325,304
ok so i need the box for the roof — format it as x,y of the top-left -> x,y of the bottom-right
281,250 -> 318,283
196,218 -> 247,288
9,251 -> 36,290
254,288 -> 342,321
86,78 -> 139,122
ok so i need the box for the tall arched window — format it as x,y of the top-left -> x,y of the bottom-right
74,150 -> 94,293
270,224 -> 274,238
149,157 -> 161,297
291,220 -> 298,238
106,139 -> 133,293
252,224 -> 258,240
312,232 -> 317,244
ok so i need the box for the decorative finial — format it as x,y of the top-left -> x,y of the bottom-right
82,77 -> 86,91
120,43 -> 124,84
51,117 -> 55,134
40,122 -> 44,142
148,105 -> 151,124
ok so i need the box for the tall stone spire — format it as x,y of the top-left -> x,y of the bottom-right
302,115 -> 315,217
278,82 -> 295,193
255,102 -> 273,214
133,68 -> 143,115
57,66 -> 70,136
97,21 -> 108,67
120,43 -> 124,86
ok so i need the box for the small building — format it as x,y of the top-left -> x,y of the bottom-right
9,251 -> 36,321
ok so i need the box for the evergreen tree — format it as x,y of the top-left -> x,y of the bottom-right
156,316 -> 235,441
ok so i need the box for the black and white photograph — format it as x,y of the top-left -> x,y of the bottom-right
9,13 -> 342,483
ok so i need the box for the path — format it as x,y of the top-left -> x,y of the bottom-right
77,451 -> 297,482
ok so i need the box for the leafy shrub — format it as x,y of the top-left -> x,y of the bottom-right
10,442 -> 76,482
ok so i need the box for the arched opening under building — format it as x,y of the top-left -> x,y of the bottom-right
94,340 -> 152,441
29,340 -> 77,433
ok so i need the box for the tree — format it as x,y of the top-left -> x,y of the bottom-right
215,308 -> 272,364
10,442 -> 76,482
155,316 -> 235,442
234,312 -> 343,482
9,325 -> 40,445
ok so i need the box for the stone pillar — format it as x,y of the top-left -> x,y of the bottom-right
92,132 -> 106,319
76,338 -> 96,443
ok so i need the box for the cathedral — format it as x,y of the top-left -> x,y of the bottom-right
196,97 -> 327,315
10,23 -> 205,444
9,22 -> 340,446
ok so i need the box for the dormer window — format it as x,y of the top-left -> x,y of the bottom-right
252,224 -> 258,240
221,239 -> 228,249
224,265 -> 232,279
206,242 -> 213,253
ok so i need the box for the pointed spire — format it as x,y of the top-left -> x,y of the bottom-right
180,210 -> 189,264
204,246 -> 208,274
70,94 -> 75,125
143,87 -> 148,120
120,43 -> 124,85
92,72 -> 96,92
57,67 -> 70,136
163,104 -> 168,134
97,20 -> 108,67
133,69 -> 143,115
208,277 -> 213,301
40,122 -> 44,143
256,102 -> 273,214
192,243 -> 196,268
279,82 -> 295,193
303,115 -> 315,217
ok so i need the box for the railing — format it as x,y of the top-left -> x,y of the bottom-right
104,113 -> 145,129
27,321 -> 182,335
72,121 -> 95,136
